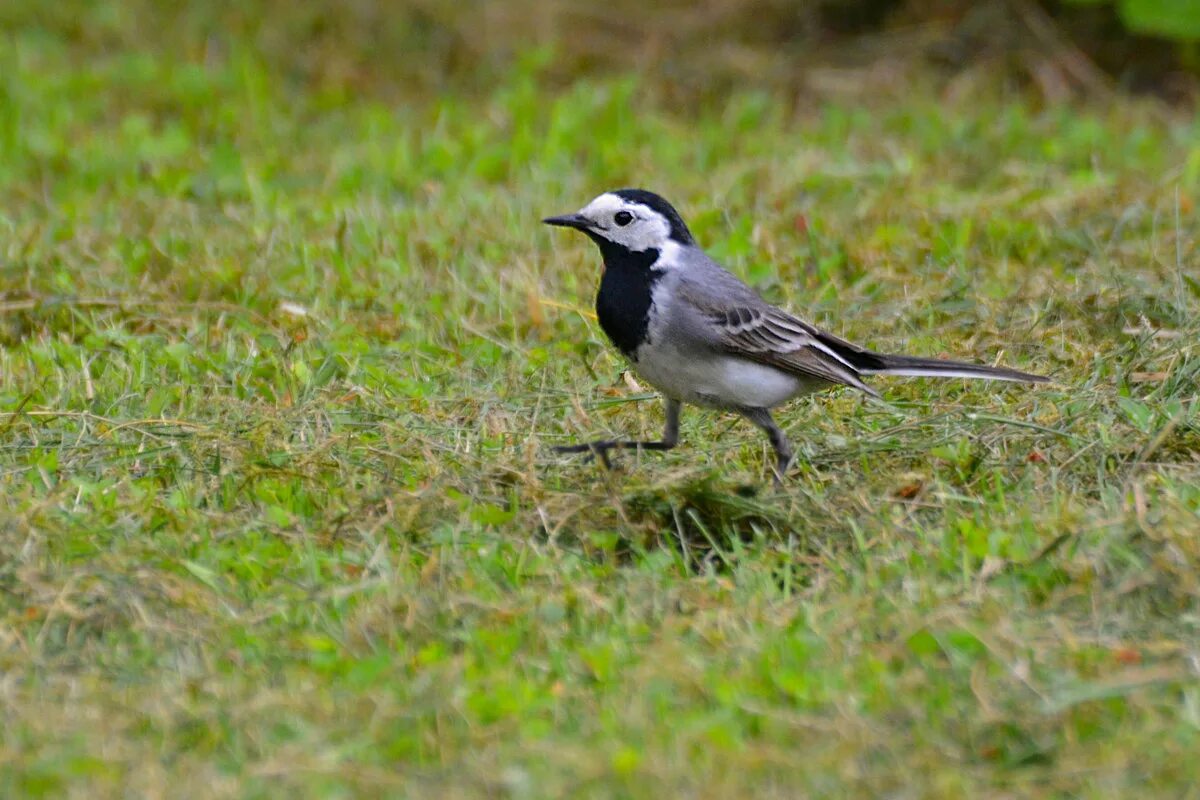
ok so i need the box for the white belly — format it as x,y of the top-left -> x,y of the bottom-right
632,341 -> 811,409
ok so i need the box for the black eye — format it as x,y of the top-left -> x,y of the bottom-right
614,211 -> 634,226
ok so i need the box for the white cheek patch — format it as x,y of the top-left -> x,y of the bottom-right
578,193 -> 671,253
620,215 -> 671,252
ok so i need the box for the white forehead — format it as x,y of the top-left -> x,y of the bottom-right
580,193 -> 648,218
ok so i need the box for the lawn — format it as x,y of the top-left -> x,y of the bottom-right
2,3 -> 1199,797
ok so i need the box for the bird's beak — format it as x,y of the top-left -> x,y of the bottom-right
542,213 -> 592,231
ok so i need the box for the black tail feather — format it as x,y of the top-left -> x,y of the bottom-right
860,352 -> 1048,383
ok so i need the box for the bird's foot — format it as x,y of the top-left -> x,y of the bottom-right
770,453 -> 794,487
553,440 -> 673,470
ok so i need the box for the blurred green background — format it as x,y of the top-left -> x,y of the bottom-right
3,0 -> 1199,104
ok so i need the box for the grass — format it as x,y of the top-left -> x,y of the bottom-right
2,3 -> 1200,797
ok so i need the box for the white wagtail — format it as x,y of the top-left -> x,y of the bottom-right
545,189 -> 1047,479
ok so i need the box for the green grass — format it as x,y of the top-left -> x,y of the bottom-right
2,4 -> 1200,797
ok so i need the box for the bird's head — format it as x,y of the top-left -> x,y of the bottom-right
543,189 -> 695,256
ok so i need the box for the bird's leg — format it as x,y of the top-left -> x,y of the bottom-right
739,407 -> 793,485
555,398 -> 681,469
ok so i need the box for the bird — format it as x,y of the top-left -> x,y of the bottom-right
544,188 -> 1047,481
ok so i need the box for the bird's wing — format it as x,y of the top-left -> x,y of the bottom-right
676,273 -> 881,397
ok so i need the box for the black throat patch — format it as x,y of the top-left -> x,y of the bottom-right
590,236 -> 662,359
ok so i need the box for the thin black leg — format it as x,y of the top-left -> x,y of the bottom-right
739,406 -> 793,484
555,398 -> 681,469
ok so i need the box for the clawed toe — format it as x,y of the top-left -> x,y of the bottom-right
553,442 -> 615,468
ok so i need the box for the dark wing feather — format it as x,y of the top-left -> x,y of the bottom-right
674,259 -> 1046,391
677,279 -> 880,397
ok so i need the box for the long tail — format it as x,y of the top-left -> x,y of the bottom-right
857,352 -> 1048,384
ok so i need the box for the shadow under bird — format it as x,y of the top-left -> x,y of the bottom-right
544,189 -> 1047,481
